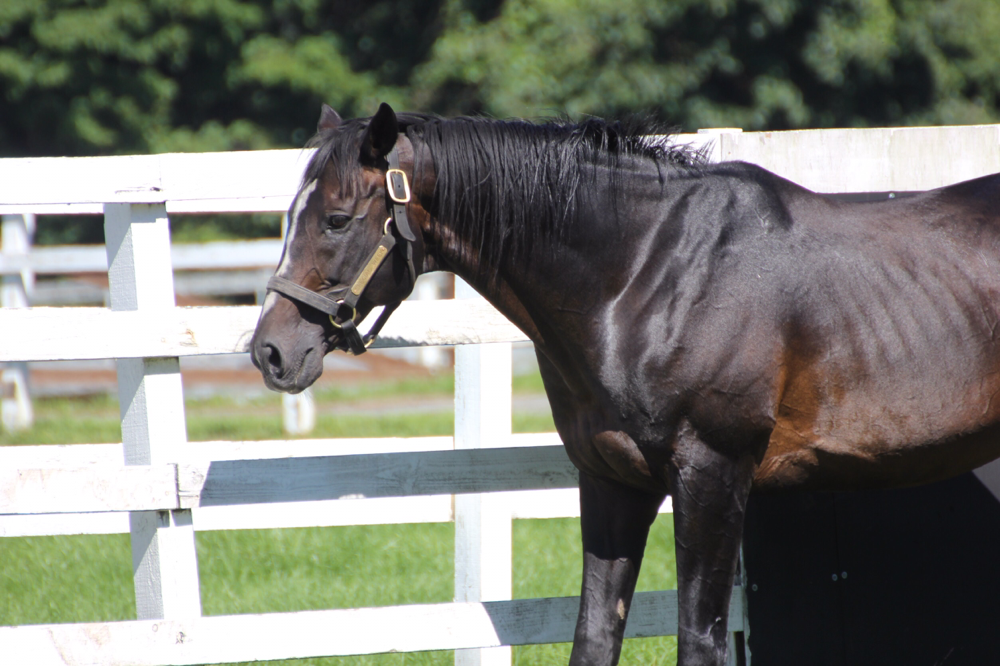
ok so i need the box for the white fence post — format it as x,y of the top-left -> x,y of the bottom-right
105,203 -> 202,620
416,273 -> 449,368
1,213 -> 34,431
275,211 -> 317,435
454,278 -> 513,666
282,388 -> 316,435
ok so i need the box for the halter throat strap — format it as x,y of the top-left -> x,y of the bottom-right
265,142 -> 417,355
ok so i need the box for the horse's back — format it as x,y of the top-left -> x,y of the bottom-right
752,169 -> 1000,491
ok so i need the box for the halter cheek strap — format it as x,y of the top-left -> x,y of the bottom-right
387,147 -> 418,284
265,143 -> 417,356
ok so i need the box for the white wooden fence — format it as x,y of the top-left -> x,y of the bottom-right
1,124 -> 998,666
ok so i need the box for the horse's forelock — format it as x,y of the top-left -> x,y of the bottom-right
301,123 -> 366,198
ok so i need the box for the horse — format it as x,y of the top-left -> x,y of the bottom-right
249,102 -> 1000,666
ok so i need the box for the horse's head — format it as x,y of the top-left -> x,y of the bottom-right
250,103 -> 424,393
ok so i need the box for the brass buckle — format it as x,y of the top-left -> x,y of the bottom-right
386,169 -> 411,204
328,300 -> 357,330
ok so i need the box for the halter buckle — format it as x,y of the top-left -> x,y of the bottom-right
386,169 -> 411,204
328,300 -> 357,330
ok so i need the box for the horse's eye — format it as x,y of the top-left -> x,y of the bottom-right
326,214 -> 351,231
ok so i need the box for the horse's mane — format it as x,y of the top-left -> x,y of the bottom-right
304,113 -> 706,277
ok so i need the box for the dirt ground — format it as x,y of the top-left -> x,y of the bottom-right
28,349 -> 444,399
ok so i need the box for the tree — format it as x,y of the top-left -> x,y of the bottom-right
0,0 -> 445,157
412,0 -> 1000,129
3,0 -> 999,160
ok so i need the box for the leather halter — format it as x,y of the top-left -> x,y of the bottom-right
265,144 -> 418,355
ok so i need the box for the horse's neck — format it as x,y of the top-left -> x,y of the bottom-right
424,149 -> 673,350
434,184 -> 625,348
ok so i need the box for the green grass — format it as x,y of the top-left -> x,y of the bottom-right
0,520 -> 678,665
0,372 -> 677,664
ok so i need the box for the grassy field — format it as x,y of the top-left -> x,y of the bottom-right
0,372 -> 679,665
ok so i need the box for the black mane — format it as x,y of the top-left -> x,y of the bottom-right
304,113 -> 706,276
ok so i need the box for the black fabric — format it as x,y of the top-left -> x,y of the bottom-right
338,318 -> 367,356
266,276 -> 346,317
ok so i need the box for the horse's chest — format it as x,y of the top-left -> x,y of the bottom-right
545,383 -> 674,492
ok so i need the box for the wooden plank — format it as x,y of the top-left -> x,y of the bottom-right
0,491 -> 675,537
508,489 -> 674,519
0,203 -> 105,215
170,270 -> 273,298
454,283 -> 515,666
106,202 -> 202,621
0,239 -> 283,275
191,495 -> 455,531
0,591 -> 743,665
0,446 -> 576,515
454,344 -> 515,612
376,298 -> 529,347
0,512 -> 130,537
0,199 -> 293,214
156,150 -> 308,204
0,306 -> 260,361
169,239 -> 281,271
0,154 -> 164,206
719,124 -> 1000,193
0,150 -> 309,207
0,298 -> 529,363
0,244 -> 106,274
166,196 -> 291,214
0,497 -> 456,537
105,204 -> 176,311
179,445 -> 577,508
0,435 -> 543,468
0,465 -> 178,514
0,437 -> 564,536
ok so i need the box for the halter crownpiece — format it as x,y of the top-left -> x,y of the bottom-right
265,142 -> 417,355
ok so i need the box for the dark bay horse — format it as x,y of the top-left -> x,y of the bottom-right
250,103 -> 1000,665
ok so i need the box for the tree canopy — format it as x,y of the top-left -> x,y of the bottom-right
3,0 -> 999,159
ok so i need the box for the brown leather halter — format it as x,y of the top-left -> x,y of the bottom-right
265,145 -> 418,355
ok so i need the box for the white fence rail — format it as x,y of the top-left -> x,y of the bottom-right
1,123 -> 998,666
0,238 -> 284,276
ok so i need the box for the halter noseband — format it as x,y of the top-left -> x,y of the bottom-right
265,144 -> 418,356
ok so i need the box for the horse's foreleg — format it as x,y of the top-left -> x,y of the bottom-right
669,428 -> 756,666
569,472 -> 665,666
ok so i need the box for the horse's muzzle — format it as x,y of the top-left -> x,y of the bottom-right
250,335 -> 324,394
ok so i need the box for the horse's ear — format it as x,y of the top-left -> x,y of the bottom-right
318,104 -> 342,131
360,102 -> 399,161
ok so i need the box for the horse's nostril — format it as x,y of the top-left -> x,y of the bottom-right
264,343 -> 283,373
252,340 -> 284,377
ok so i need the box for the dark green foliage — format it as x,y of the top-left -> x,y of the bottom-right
4,0 -> 999,152
413,0 -> 1000,129
0,0 -> 445,157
